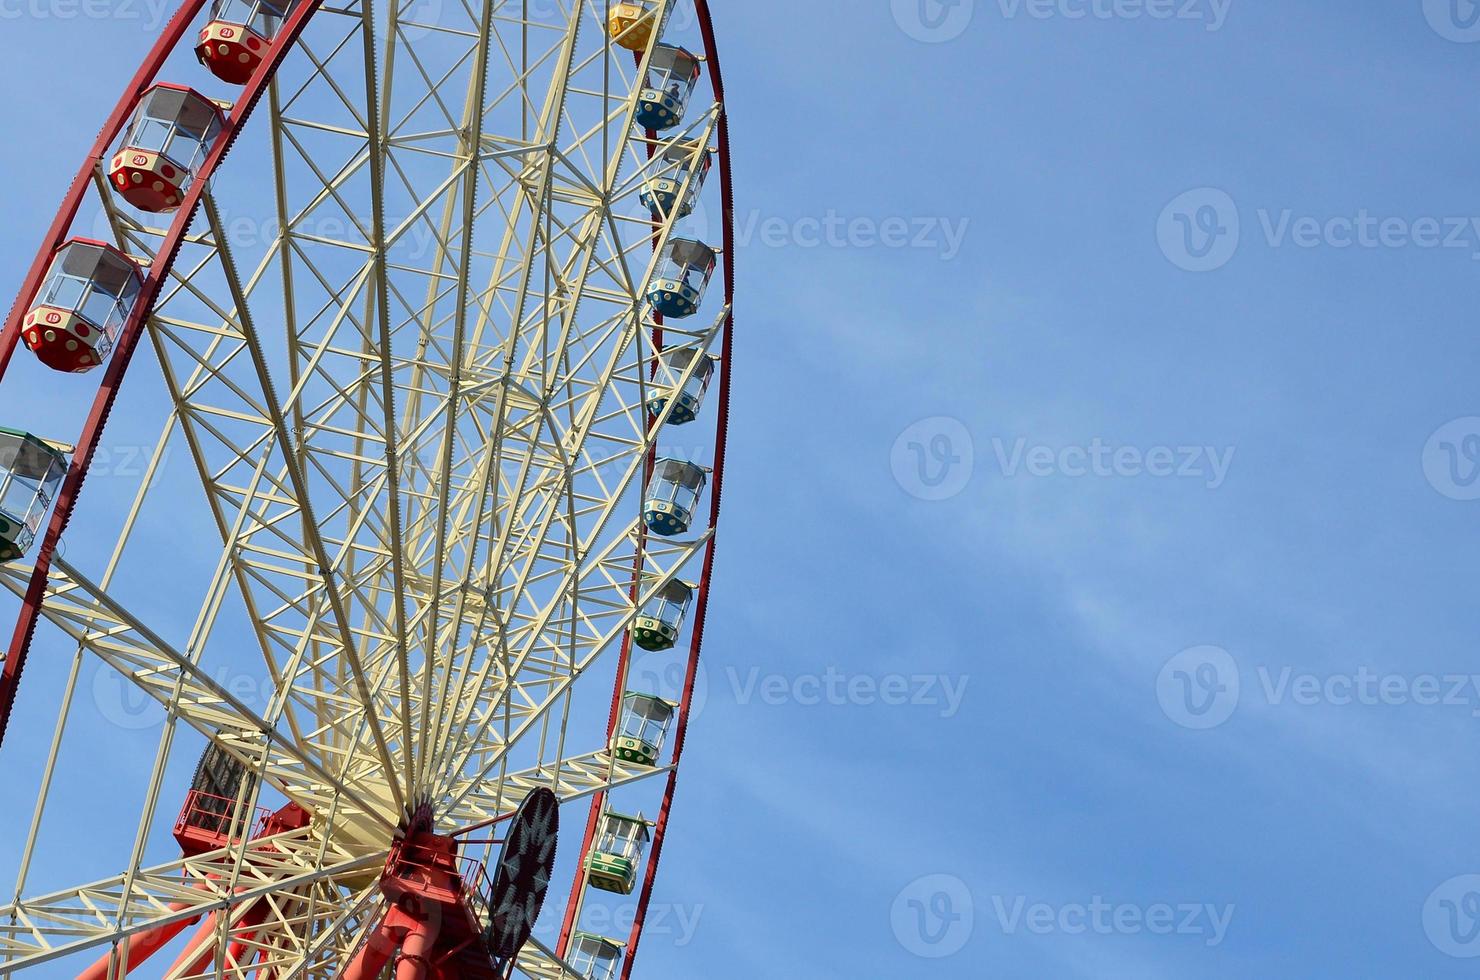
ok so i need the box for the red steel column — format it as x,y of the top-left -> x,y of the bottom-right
75,912 -> 202,980
393,911 -> 442,980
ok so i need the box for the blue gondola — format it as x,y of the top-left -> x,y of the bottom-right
647,347 -> 716,426
645,239 -> 716,319
643,459 -> 707,536
635,45 -> 701,132
639,140 -> 711,221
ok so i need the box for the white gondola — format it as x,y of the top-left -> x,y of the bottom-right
567,934 -> 624,980
0,429 -> 67,562
612,692 -> 678,767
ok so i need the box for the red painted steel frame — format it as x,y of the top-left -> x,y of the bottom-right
0,0 -> 327,746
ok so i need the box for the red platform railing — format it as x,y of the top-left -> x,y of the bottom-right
173,789 -> 271,854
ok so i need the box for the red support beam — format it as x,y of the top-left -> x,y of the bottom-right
75,911 -> 202,980
339,905 -> 444,980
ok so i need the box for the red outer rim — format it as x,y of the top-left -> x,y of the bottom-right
0,0 -> 326,746
551,2 -> 736,974
617,3 -> 733,970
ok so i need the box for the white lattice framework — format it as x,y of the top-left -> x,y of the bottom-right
0,0 -> 730,976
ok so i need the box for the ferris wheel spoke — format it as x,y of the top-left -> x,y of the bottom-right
444,746 -> 675,830
0,828 -> 379,971
447,511 -> 713,744
135,213 -> 412,810
399,0 -> 516,795
0,558 -> 394,828
266,883 -> 383,980
430,502 -> 710,770
393,12 -> 648,786
196,91 -> 406,823
433,522 -> 712,804
414,264 -> 727,788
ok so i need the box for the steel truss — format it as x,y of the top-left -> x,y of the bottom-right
0,0 -> 736,976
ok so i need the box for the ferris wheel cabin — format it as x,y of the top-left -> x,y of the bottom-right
196,0 -> 299,84
23,240 -> 142,373
585,811 -> 654,895
568,934 -> 625,980
109,84 -> 224,213
612,692 -> 678,767
0,429 -> 67,562
643,458 -> 707,536
640,140 -> 712,221
648,347 -> 717,425
636,44 -> 701,132
608,1 -> 658,52
646,238 -> 716,319
631,579 -> 694,652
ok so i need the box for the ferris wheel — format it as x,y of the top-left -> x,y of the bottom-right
0,0 -> 734,976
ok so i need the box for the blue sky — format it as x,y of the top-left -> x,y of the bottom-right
5,0 -> 1480,977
